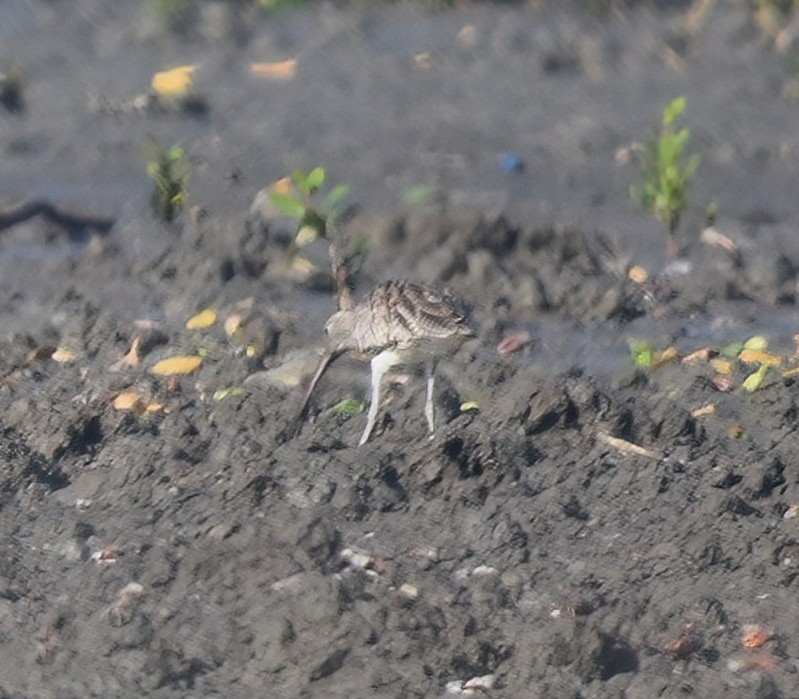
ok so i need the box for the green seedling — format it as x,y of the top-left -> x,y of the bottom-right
630,97 -> 700,253
331,397 -> 366,415
403,185 -> 445,208
269,167 -> 349,247
147,141 -> 189,222
628,340 -> 677,371
629,340 -> 656,369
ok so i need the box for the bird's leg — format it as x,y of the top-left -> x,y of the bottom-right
424,360 -> 436,437
359,349 -> 399,447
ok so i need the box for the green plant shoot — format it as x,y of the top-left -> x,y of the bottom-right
147,141 -> 189,222
269,167 -> 349,246
630,96 -> 700,245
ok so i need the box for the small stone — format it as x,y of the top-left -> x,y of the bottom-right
340,548 -> 373,570
398,583 -> 419,601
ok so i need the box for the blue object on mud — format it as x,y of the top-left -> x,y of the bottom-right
500,153 -> 525,174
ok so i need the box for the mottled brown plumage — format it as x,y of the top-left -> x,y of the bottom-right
295,280 -> 475,446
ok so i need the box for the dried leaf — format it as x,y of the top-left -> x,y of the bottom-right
741,625 -> 772,649
598,433 -> 659,458
665,624 -> 703,659
460,401 -> 480,412
151,65 -> 196,98
295,225 -> 318,247
224,313 -> 244,338
691,403 -> 715,418
113,390 -> 144,412
186,308 -> 217,330
52,348 -> 78,363
739,349 -> 781,366
682,347 -> 710,363
120,338 -> 141,367
249,59 -> 297,80
652,346 -> 678,370
700,226 -> 737,252
711,358 -> 733,375
726,422 -> 746,438
627,265 -> 648,283
291,255 -> 316,276
497,331 -> 531,357
712,375 -> 735,392
782,366 -> 799,378
150,355 -> 202,376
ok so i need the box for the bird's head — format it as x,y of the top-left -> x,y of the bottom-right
324,310 -> 356,354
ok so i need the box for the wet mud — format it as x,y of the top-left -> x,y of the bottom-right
2,1 -> 799,697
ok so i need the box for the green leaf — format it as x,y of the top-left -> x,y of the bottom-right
742,364 -> 769,393
403,185 -> 439,206
662,96 -> 685,127
721,342 -> 743,358
290,169 -> 308,192
305,167 -> 325,192
213,386 -> 246,401
269,191 -> 306,218
743,336 -> 768,351
331,397 -> 366,414
323,184 -> 350,209
629,340 -> 655,369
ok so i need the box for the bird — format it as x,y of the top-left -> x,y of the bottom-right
294,280 -> 476,446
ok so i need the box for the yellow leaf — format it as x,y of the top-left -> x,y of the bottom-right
652,346 -> 678,369
186,308 -> 217,330
245,345 -> 256,358
739,349 -> 781,366
627,265 -> 648,284
151,65 -> 196,98
150,355 -> 202,376
710,358 -> 733,375
291,255 -> 316,276
691,403 -> 715,418
250,59 -> 297,80
460,401 -> 480,412
113,390 -> 144,411
295,225 -> 318,247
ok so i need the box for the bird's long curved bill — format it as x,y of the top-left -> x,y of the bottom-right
295,349 -> 342,424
